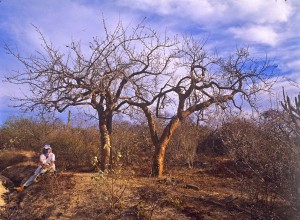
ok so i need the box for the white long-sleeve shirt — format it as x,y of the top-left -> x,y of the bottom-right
34,152 -> 56,174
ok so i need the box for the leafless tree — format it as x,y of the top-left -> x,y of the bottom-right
123,38 -> 277,177
5,20 -> 177,171
5,20 -> 277,177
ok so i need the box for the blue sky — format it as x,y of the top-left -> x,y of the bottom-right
0,0 -> 299,125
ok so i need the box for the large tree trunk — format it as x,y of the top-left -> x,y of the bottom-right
151,142 -> 168,177
99,123 -> 111,171
143,104 -> 191,177
107,111 -> 113,169
98,109 -> 112,171
151,117 -> 181,177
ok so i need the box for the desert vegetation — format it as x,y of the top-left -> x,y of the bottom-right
0,21 -> 299,219
0,102 -> 299,219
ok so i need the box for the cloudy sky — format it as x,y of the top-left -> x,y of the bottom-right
0,0 -> 299,125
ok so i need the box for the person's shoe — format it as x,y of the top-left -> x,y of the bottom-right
14,186 -> 25,191
34,176 -> 41,183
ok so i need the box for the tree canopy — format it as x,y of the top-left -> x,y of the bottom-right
5,21 -> 277,176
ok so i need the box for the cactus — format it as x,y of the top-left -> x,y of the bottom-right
281,88 -> 300,137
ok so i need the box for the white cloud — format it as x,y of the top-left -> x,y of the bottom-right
2,0 -> 297,54
1,0 -> 300,123
229,25 -> 279,46
233,0 -> 291,24
115,0 -> 292,25
114,0 -> 296,51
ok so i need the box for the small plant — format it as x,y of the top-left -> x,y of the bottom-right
167,196 -> 184,210
170,197 -> 182,207
91,152 -> 129,211
135,201 -> 157,220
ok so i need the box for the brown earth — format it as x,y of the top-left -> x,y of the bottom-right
0,152 -> 299,219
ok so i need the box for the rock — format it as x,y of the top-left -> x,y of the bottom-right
19,201 -> 25,209
0,150 -> 36,172
223,195 -> 237,203
1,162 -> 37,186
157,177 -> 180,186
185,184 -> 200,191
0,175 -> 14,189
0,176 -> 11,207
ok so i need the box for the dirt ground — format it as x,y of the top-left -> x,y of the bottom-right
0,152 -> 299,219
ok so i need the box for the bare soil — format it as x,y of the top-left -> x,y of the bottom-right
0,153 -> 299,219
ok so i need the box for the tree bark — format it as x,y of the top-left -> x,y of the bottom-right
99,123 -> 111,171
98,109 -> 112,171
151,117 -> 181,177
151,142 -> 167,177
107,111 -> 113,169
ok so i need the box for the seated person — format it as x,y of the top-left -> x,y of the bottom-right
14,145 -> 56,191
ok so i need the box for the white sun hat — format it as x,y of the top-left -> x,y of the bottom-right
43,145 -> 51,149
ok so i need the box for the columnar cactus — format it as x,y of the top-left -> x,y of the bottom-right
281,88 -> 300,137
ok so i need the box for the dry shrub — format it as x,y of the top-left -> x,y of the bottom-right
220,115 -> 299,219
198,130 -> 226,155
0,117 -> 100,172
0,117 -> 39,150
48,127 -> 99,171
112,122 -> 153,170
0,117 -> 63,151
166,120 -> 211,168
204,158 -> 252,178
